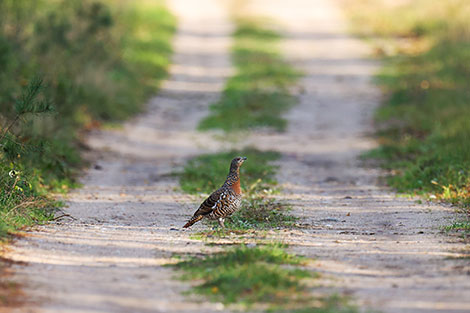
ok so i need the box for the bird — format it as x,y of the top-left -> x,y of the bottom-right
183,156 -> 247,228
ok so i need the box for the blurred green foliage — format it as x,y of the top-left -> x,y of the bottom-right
0,0 -> 175,238
347,0 -> 470,210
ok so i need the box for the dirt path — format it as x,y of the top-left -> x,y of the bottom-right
4,0 -> 470,313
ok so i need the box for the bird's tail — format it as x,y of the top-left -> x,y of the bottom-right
183,215 -> 204,228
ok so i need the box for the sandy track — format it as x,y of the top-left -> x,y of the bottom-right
4,0 -> 470,313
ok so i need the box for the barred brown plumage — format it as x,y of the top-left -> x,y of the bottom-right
182,156 -> 247,228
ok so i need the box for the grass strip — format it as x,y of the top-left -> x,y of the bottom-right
198,18 -> 300,132
171,244 -> 360,312
170,244 -> 311,306
345,0 -> 470,213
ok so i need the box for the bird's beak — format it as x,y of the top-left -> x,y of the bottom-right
242,157 -> 247,161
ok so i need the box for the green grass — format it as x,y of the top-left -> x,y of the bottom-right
198,18 -> 300,132
0,0 -> 176,239
346,0 -> 470,214
171,244 -> 312,306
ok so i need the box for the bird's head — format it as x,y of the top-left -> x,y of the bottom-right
230,156 -> 247,171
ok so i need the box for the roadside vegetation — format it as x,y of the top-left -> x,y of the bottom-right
0,0 -> 175,239
199,18 -> 300,131
345,0 -> 470,226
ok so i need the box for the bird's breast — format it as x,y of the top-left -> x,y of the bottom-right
231,179 -> 242,194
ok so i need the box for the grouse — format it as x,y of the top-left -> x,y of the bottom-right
183,156 -> 247,228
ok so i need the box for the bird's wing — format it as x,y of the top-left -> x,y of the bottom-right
192,188 -> 226,217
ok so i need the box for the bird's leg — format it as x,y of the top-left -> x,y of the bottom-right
218,218 -> 225,228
